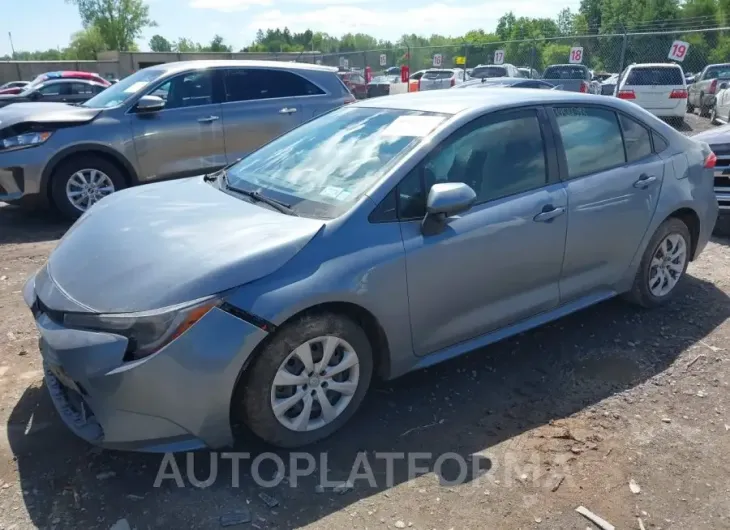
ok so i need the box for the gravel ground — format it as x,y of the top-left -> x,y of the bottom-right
0,112 -> 729,530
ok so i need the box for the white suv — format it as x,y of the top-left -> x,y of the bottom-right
616,63 -> 688,125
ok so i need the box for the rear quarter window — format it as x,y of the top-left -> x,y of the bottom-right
626,67 -> 683,85
471,66 -> 507,78
423,71 -> 454,80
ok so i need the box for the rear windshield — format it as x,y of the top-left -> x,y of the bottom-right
704,66 -> 730,80
470,66 -> 507,78
423,70 -> 453,80
543,66 -> 587,80
626,67 -> 683,85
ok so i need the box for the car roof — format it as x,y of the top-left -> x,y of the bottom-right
150,60 -> 338,75
354,87 -> 611,115
629,63 -> 683,69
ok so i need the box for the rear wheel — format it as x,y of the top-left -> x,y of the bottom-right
50,155 -> 126,221
625,218 -> 691,308
710,105 -> 718,124
699,93 -> 711,117
235,313 -> 373,448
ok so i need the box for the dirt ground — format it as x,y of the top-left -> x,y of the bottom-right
1,113 -> 730,530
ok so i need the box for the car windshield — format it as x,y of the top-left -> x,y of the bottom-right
224,106 -> 448,219
543,66 -> 586,79
704,66 -> 730,80
470,66 -> 507,78
423,70 -> 454,80
626,67 -> 683,85
81,68 -> 166,108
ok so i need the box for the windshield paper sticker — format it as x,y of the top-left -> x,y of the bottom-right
321,186 -> 345,199
381,115 -> 445,138
124,81 -> 150,93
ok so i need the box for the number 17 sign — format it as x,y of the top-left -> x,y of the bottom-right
668,40 -> 690,62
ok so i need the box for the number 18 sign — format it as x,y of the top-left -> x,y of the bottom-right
569,46 -> 583,64
668,40 -> 690,62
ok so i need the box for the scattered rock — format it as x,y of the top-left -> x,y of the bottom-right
534,517 -> 542,523
220,509 -> 252,527
314,484 -> 325,494
575,505 -> 615,530
109,519 -> 131,530
394,521 -> 406,529
629,479 -> 641,494
96,471 -> 116,480
258,491 -> 279,508
661,417 -> 672,423
551,475 -> 565,492
17,350 -> 27,356
697,390 -> 708,398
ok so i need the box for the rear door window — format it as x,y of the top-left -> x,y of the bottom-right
626,67 -> 683,85
619,114 -> 652,162
543,66 -> 586,79
554,107 -> 625,179
224,69 -> 324,102
70,82 -> 94,95
471,66 -> 507,78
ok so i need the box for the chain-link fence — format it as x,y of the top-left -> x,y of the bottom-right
303,27 -> 730,80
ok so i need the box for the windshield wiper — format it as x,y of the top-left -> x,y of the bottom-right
226,183 -> 298,217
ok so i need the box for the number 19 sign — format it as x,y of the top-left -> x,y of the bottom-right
569,46 -> 583,64
668,40 -> 690,62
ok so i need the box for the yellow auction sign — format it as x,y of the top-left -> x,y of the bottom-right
455,56 -> 466,65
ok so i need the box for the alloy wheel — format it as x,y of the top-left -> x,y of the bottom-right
270,336 -> 360,432
648,233 -> 687,297
65,169 -> 115,212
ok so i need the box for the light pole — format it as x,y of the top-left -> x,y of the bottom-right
8,32 -> 16,59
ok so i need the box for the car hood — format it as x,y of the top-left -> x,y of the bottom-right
691,124 -> 730,145
42,177 -> 325,313
0,102 -> 101,127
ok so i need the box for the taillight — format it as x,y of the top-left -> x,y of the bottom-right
579,81 -> 588,93
670,89 -> 688,99
705,151 -> 717,168
709,79 -> 718,94
618,90 -> 636,99
450,78 -> 455,87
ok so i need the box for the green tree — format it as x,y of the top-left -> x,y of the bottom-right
149,34 -> 172,52
67,0 -> 156,51
65,25 -> 108,59
204,34 -> 232,52
174,38 -> 202,52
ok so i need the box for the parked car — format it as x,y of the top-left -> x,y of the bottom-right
337,70 -> 368,99
0,61 -> 354,219
24,88 -> 717,452
384,66 -> 401,76
408,70 -> 427,92
0,71 -> 111,97
417,69 -> 466,91
0,78 -> 108,109
687,63 -> 730,116
685,72 -> 696,85
693,125 -> 730,219
601,73 -> 619,95
616,63 -> 688,125
710,79 -> 730,124
518,67 -> 541,79
367,75 -> 401,98
0,81 -> 29,94
542,64 -> 601,94
469,63 -> 524,79
592,72 -> 613,83
454,77 -> 555,89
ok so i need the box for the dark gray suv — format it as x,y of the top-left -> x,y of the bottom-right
0,60 -> 354,219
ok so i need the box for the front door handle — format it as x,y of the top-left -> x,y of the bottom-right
198,116 -> 220,123
533,205 -> 565,223
633,174 -> 657,189
279,107 -> 298,114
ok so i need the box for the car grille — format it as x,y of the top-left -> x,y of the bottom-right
713,152 -> 730,211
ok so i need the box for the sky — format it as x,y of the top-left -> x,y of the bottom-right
0,0 -> 581,56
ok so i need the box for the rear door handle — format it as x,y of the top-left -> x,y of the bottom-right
279,107 -> 298,114
633,174 -> 657,189
198,116 -> 220,123
533,205 -> 565,223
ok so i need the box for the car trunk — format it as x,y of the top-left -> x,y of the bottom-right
623,67 -> 685,110
419,71 -> 453,91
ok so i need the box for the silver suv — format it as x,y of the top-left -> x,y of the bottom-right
0,60 -> 353,219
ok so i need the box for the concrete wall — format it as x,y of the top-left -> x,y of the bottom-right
0,51 -> 323,83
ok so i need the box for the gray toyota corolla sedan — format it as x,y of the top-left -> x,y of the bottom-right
24,89 -> 718,452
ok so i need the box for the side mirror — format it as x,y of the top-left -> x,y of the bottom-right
421,182 -> 476,236
134,95 -> 165,113
720,82 -> 728,90
28,91 -> 42,100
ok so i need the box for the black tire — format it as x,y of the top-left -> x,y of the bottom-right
687,100 -> 695,114
624,218 -> 691,308
710,106 -> 718,125
236,313 -> 373,448
699,93 -> 711,117
50,155 -> 127,221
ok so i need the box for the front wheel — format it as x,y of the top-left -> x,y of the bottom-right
710,106 -> 718,125
236,313 -> 373,448
625,218 -> 691,308
50,155 -> 126,221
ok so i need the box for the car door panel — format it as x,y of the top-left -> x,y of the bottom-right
552,106 -> 664,302
402,184 -> 568,356
131,70 -> 226,181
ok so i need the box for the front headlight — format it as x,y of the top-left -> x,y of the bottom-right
1,131 -> 53,151
63,296 -> 222,360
